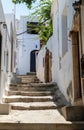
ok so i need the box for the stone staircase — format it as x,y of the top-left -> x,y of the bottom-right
1,73 -> 84,130
3,73 -> 66,110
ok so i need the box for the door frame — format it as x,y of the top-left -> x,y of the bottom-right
70,3 -> 82,104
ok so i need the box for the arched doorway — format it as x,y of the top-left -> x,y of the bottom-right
44,48 -> 52,83
30,50 -> 37,72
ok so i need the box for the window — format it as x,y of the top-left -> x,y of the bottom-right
27,22 -> 39,34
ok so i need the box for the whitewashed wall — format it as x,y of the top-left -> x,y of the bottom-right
16,16 -> 40,75
5,13 -> 16,83
37,0 -> 76,101
0,1 -> 12,102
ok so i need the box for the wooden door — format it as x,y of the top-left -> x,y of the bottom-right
44,48 -> 52,83
71,31 -> 81,101
30,50 -> 36,72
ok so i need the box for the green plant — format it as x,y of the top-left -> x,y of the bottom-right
12,0 -> 53,44
12,0 -> 36,8
32,0 -> 53,44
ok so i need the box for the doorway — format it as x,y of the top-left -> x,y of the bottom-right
30,50 -> 37,72
44,48 -> 52,83
71,31 -> 82,102
69,1 -> 82,103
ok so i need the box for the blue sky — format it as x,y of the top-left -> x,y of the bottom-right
1,0 -> 30,19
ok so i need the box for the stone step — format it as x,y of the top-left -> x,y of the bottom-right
24,79 -> 41,83
21,81 -> 41,84
21,79 -> 40,82
4,95 -> 59,103
10,102 -> 63,110
0,122 -> 83,130
17,75 -> 36,79
26,72 -> 36,75
6,90 -> 54,96
30,83 -> 56,87
21,80 -> 40,84
10,82 -> 56,87
20,76 -> 39,79
9,86 -> 57,91
21,78 -> 41,83
20,76 -> 37,79
0,122 -> 84,130
20,76 -> 38,79
17,75 -> 39,84
9,83 -> 57,92
21,76 -> 39,80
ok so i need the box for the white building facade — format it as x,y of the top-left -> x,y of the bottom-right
16,16 -> 40,75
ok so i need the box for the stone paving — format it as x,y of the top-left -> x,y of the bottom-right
0,109 -> 68,123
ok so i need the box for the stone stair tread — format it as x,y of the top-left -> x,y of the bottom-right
10,83 -> 56,87
17,75 -> 36,78
4,95 -> 53,98
14,82 -> 57,88
4,95 -> 62,103
7,90 -> 53,96
10,101 -> 64,110
30,82 -> 56,86
10,82 -> 57,88
10,101 -> 57,107
16,83 -> 55,87
9,86 -> 57,91
10,101 -> 65,110
7,90 -> 52,94
18,78 -> 36,80
17,72 -> 36,76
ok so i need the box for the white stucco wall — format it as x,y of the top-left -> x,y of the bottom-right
37,0 -> 76,101
5,14 -> 14,36
0,0 -> 5,23
16,16 -> 40,75
37,37 -> 53,82
0,1 -> 13,102
5,13 -> 16,74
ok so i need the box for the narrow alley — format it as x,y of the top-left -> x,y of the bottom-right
0,0 -> 84,129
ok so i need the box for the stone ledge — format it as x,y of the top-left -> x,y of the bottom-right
61,106 -> 84,121
0,104 -> 11,115
0,123 -> 84,130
